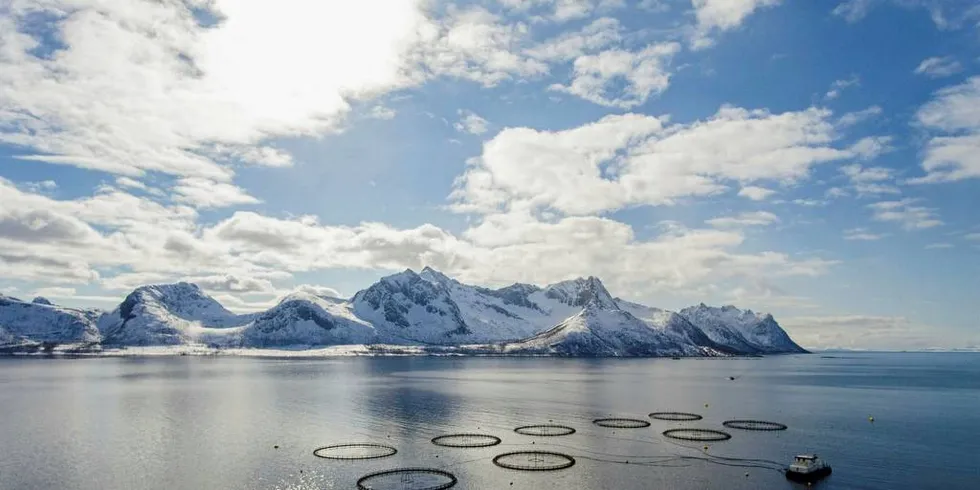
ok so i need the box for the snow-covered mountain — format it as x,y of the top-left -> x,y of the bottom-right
1,269 -> 809,357
678,304 -> 807,354
0,294 -> 100,344
99,283 -> 252,346
504,300 -> 724,357
240,292 -> 376,347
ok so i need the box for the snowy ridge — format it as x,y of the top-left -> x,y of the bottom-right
678,304 -> 807,354
0,269 -> 808,357
0,294 -> 100,344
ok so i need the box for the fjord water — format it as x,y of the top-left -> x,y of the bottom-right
0,353 -> 977,490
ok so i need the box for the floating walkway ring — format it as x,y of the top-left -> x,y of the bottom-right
356,468 -> 457,490
662,428 -> 732,441
722,420 -> 788,431
492,451 -> 576,471
650,412 -> 703,421
514,424 -> 576,437
593,417 -> 651,428
431,433 -> 502,448
313,443 -> 397,460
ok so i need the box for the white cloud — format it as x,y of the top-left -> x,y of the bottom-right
832,0 -> 980,29
690,0 -> 782,49
848,136 -> 893,160
914,56 -> 963,78
114,177 -> 148,191
738,186 -> 777,201
549,42 -> 681,108
912,77 -> 980,183
30,287 -> 76,299
782,314 -> 976,350
368,106 -> 397,120
0,173 -> 836,305
832,0 -> 876,22
843,227 -> 887,241
925,242 -> 953,249
0,0 -> 424,186
525,17 -> 623,62
410,6 -> 547,87
837,105 -> 883,127
22,180 -> 58,193
706,211 -> 780,228
825,187 -> 849,199
825,75 -> 860,100
868,199 -> 943,230
454,110 -> 490,135
172,178 -> 260,209
840,163 -> 901,195
792,198 -> 828,207
292,284 -> 344,299
452,106 -> 855,216
966,233 -> 980,241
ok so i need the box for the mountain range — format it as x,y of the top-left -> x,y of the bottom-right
0,267 -> 807,356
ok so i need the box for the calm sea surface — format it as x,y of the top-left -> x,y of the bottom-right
0,353 -> 977,490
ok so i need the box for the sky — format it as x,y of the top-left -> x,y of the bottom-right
1,0 -> 978,351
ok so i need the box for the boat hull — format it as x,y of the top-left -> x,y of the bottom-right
786,466 -> 832,482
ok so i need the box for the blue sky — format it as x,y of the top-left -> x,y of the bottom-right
1,0 -> 978,350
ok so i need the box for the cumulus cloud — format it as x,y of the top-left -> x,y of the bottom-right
738,186 -> 777,201
452,106 -> 855,216
549,43 -> 680,108
410,6 -> 547,87
914,56 -> 963,78
172,178 -> 260,209
525,17 -> 623,62
868,198 -> 943,230
0,0 -> 424,188
454,110 -> 490,135
690,0 -> 782,49
912,77 -> 980,183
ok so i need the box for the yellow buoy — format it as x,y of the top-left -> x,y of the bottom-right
868,416 -> 875,422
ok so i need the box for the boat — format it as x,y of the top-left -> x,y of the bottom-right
785,454 -> 832,482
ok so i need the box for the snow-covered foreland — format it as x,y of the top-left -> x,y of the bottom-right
0,268 -> 807,357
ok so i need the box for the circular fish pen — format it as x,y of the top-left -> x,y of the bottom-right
514,425 -> 576,437
431,433 -> 502,448
592,418 -> 651,429
492,451 -> 576,471
722,420 -> 788,431
356,468 -> 457,490
662,428 -> 732,441
649,412 -> 703,421
313,443 -> 397,460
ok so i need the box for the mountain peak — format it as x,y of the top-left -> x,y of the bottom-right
419,266 -> 455,286
543,276 -> 617,309
31,296 -> 53,306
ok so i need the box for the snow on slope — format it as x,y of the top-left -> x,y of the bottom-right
0,294 -> 100,343
503,302 -> 721,357
615,298 -> 733,354
679,304 -> 807,354
353,268 -> 628,344
2,269 -> 808,356
99,283 -> 252,346
240,292 -> 376,347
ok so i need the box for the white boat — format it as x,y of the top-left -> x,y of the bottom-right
785,454 -> 832,482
